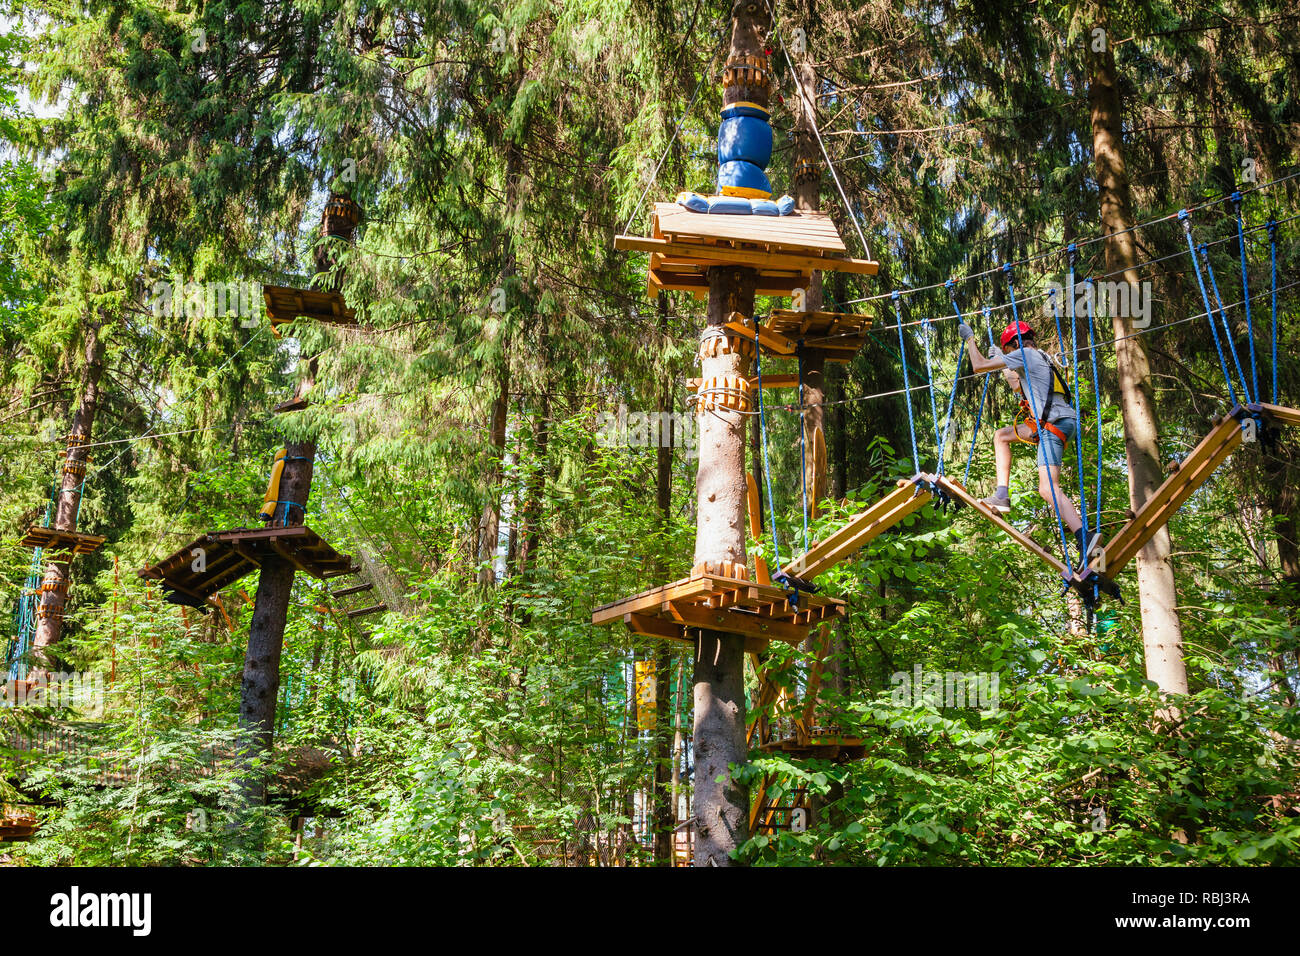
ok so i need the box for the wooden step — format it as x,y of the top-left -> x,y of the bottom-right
346,603 -> 387,619
331,582 -> 373,597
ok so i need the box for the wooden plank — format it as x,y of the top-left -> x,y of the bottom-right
652,203 -> 848,254
346,603 -> 387,619
724,317 -> 798,356
1100,415 -> 1244,574
782,479 -> 931,578
662,601 -> 809,644
591,577 -> 715,625
1257,402 -> 1300,427
331,582 -> 373,597
625,612 -> 685,642
935,476 -> 1068,576
617,234 -> 878,275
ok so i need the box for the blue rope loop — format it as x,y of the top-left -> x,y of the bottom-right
1267,217 -> 1280,405
919,313 -> 942,469
1064,258 -> 1090,558
1181,210 -> 1240,409
796,344 -> 809,552
964,317 -> 994,489
937,297 -> 966,476
1005,263 -> 1075,574
1198,242 -> 1252,405
1231,192 -> 1259,403
892,291 -> 920,474
1083,280 -> 1103,545
752,323 -> 782,569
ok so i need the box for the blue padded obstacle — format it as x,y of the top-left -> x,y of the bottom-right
677,79 -> 794,216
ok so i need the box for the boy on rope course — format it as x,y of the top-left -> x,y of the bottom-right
958,319 -> 1088,562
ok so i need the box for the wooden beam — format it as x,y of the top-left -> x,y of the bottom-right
934,476 -> 1068,576
1098,414 -> 1243,575
782,479 -> 932,579
662,601 -> 804,645
723,314 -> 798,356
591,577 -> 715,625
616,234 -> 879,275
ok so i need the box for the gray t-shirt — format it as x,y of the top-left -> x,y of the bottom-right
995,346 -> 1077,423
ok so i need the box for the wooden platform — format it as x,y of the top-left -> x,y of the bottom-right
758,733 -> 867,761
0,806 -> 38,841
591,573 -> 846,652
767,309 -> 873,362
19,525 -> 105,556
617,203 -> 879,300
139,526 -> 357,609
262,285 -> 357,334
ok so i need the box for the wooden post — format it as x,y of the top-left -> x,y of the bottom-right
689,3 -> 770,867
31,316 -> 105,675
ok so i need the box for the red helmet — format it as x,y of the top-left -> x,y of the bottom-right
1000,321 -> 1034,348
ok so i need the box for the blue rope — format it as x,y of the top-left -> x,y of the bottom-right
936,281 -> 965,476
1232,194 -> 1259,403
1083,280 -> 1103,548
1005,263 -> 1074,574
964,316 -> 995,488
1199,243 -> 1253,405
1269,218 -> 1279,405
7,484 -> 57,681
1180,210 -> 1240,408
797,346 -> 809,552
1064,249 -> 1090,560
892,292 -> 920,473
754,331 -> 782,568
919,314 -> 942,470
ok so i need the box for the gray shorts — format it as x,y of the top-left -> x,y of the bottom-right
1037,415 -> 1077,467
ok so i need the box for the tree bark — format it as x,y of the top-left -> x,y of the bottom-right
31,315 -> 106,673
237,439 -> 316,808
689,3 -> 770,866
1086,10 -> 1188,694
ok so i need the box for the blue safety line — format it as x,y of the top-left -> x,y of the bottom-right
892,292 -> 920,473
754,334 -> 782,568
1180,210 -> 1240,408
1064,249 -> 1090,560
1083,279 -> 1103,548
1268,218 -> 1279,405
1232,193 -> 1259,403
1199,243 -> 1252,404
797,346 -> 809,552
964,316 -> 995,488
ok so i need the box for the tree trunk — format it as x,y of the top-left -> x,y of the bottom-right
689,3 -> 770,866
478,141 -> 523,587
237,439 -> 316,808
31,315 -> 106,673
1086,11 -> 1188,695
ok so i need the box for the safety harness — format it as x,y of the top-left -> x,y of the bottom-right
1011,348 -> 1077,446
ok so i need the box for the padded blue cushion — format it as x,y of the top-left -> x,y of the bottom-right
775,194 -> 795,216
675,190 -> 710,213
717,115 -> 773,168
716,161 -> 772,198
749,199 -> 780,216
706,195 -> 754,215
